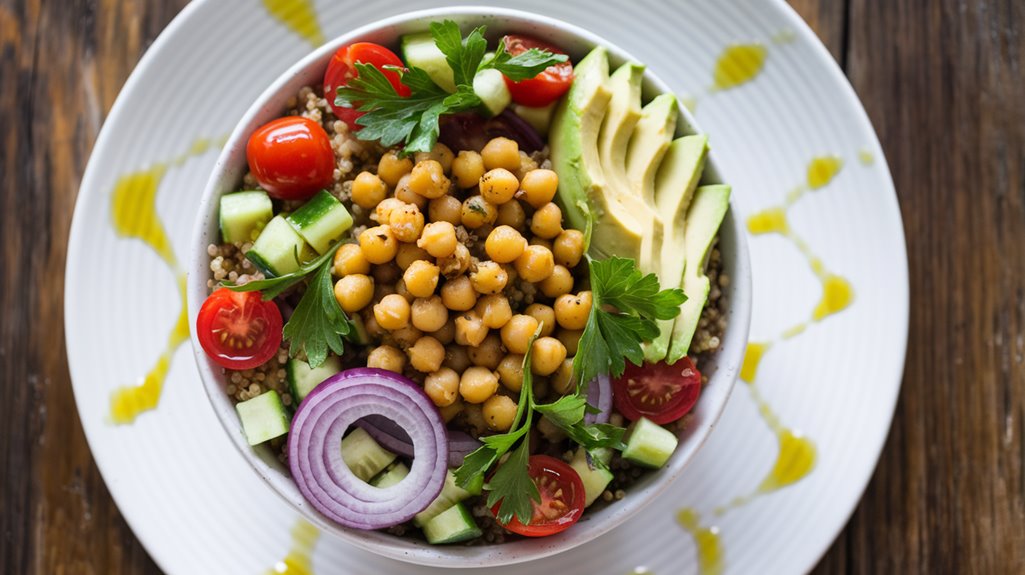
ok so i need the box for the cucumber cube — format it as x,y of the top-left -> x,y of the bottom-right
286,191 -> 353,254
422,502 -> 482,544
236,390 -> 289,445
622,417 -> 679,468
246,215 -> 312,277
219,190 -> 273,243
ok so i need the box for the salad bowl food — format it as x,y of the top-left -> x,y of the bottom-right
187,6 -> 751,567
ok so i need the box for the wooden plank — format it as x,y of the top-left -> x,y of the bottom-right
787,0 -> 848,63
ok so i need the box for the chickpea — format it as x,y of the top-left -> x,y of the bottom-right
395,278 -> 416,303
395,242 -> 431,270
373,293 -> 411,330
518,168 -> 559,208
372,262 -> 400,284
367,345 -> 405,373
417,221 -> 457,258
483,394 -> 517,432
363,311 -> 386,339
553,229 -> 586,268
439,398 -> 464,422
556,328 -> 584,356
501,314 -> 540,355
459,366 -> 500,404
408,336 -> 445,373
411,295 -> 448,332
524,303 -> 556,337
530,202 -> 563,239
333,242 -> 370,276
495,199 -> 526,229
529,236 -> 553,251
514,245 -> 555,283
454,310 -> 488,347
479,168 -> 519,205
497,354 -> 525,392
333,274 -> 374,313
476,294 -> 513,329
539,265 -> 574,298
555,291 -> 592,330
484,225 -> 527,263
408,160 -> 451,199
469,334 -> 504,370
550,358 -> 575,395
481,137 -> 521,171
359,225 -> 398,264
394,174 -> 428,209
444,345 -> 471,372
414,143 -> 455,174
424,367 -> 460,407
389,203 -> 425,243
391,323 -> 424,348
460,195 -> 498,229
434,317 -> 457,345
374,197 -> 406,225
470,261 -> 508,294
403,260 -> 440,298
428,195 -> 463,225
451,150 -> 486,189
437,243 -> 471,278
531,337 -> 567,376
377,151 -> 413,187
515,151 -> 539,181
350,171 -> 388,209
440,275 -> 477,311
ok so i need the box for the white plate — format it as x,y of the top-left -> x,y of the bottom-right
65,1 -> 908,574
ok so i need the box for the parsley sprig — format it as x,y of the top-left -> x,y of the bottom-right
335,21 -> 567,154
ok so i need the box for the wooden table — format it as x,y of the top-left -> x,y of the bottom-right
2,0 -> 1022,573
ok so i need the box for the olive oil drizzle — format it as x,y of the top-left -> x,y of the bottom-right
711,44 -> 768,92
268,519 -> 320,575
262,0 -> 326,47
676,509 -> 725,575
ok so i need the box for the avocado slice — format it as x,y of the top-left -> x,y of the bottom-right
626,94 -> 678,207
667,184 -> 731,363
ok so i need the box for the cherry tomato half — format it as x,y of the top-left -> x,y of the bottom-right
501,35 -> 574,107
491,455 -> 585,537
324,42 -> 410,130
246,116 -> 335,201
197,288 -> 283,370
612,358 -> 702,424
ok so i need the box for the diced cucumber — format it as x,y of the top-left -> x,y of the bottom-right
622,417 -> 679,468
569,448 -> 614,507
348,314 -> 371,345
286,355 -> 342,402
236,390 -> 289,446
219,190 -> 273,243
401,32 -> 456,92
472,68 -> 511,117
286,190 -> 353,254
340,427 -> 397,482
422,502 -> 482,544
512,102 -> 557,136
246,215 -> 314,277
413,470 -> 474,527
370,462 -> 410,488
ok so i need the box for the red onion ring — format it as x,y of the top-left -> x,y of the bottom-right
288,368 -> 448,529
584,374 -> 612,424
357,415 -> 483,468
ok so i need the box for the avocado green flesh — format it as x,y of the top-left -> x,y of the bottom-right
667,184 -> 731,364
627,94 -> 678,208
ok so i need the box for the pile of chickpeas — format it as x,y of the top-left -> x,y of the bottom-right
331,136 -> 592,435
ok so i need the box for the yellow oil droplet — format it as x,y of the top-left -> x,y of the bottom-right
263,0 -> 325,47
740,342 -> 770,383
771,29 -> 797,45
812,274 -> 854,320
111,165 -> 175,268
680,95 -> 698,114
858,149 -> 875,166
676,509 -> 724,575
269,520 -> 320,575
746,208 -> 788,235
629,568 -> 654,575
781,322 -> 807,339
712,44 -> 767,91
806,156 -> 843,189
758,429 -> 817,493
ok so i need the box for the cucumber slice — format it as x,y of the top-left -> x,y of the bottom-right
622,417 -> 679,468
472,68 -> 511,117
512,102 -> 556,136
370,462 -> 410,488
569,448 -> 614,507
401,32 -> 456,93
286,190 -> 353,254
340,427 -> 397,482
236,390 -> 289,446
422,502 -> 482,544
413,470 -> 474,527
246,215 -> 313,277
219,190 -> 273,243
286,355 -> 342,402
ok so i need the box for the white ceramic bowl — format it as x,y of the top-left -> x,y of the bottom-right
187,6 -> 751,568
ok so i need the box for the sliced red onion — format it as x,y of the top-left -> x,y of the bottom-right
288,368 -> 448,529
584,374 -> 612,424
439,110 -> 544,153
357,415 -> 482,469
446,430 -> 483,468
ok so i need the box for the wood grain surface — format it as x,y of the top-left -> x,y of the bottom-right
1,0 -> 1022,573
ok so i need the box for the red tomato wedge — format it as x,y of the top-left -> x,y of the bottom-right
246,116 -> 335,201
612,358 -> 703,424
196,288 -> 283,370
324,42 -> 409,130
492,455 -> 585,537
500,35 -> 574,107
